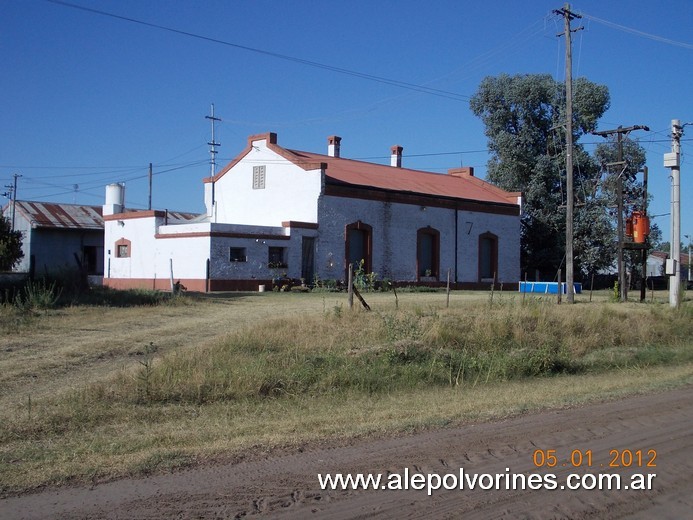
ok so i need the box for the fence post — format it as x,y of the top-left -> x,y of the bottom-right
557,268 -> 562,305
348,264 -> 354,309
446,268 -> 451,308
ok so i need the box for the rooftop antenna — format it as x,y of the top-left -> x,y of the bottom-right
206,103 -> 221,177
206,104 -> 221,221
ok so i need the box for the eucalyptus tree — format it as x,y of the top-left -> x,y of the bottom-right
470,73 -> 610,279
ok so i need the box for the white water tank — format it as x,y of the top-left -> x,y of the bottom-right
103,183 -> 125,215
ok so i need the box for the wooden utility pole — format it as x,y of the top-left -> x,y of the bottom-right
617,131 -> 626,301
554,3 -> 581,304
593,125 -> 649,302
640,166 -> 648,302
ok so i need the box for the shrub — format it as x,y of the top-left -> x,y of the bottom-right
16,279 -> 61,310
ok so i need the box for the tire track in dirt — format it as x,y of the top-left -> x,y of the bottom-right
2,386 -> 691,519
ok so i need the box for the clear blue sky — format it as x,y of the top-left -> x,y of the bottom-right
2,0 -> 691,247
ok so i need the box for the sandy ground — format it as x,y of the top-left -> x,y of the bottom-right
2,385 -> 691,519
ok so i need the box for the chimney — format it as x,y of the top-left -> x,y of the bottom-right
390,145 -> 403,168
328,135 -> 341,158
448,167 -> 474,177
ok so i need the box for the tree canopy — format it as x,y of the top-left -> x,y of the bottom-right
0,214 -> 23,271
470,73 -> 611,279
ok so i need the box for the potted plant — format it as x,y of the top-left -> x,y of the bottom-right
420,269 -> 437,282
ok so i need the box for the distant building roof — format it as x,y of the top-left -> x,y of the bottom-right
7,201 -> 201,229
10,201 -> 103,230
649,250 -> 690,265
102,208 -> 200,222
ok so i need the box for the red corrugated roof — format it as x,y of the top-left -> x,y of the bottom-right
287,149 -> 519,206
12,201 -> 103,230
206,133 -> 519,207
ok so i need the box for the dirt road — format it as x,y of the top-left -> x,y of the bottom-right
2,385 -> 691,519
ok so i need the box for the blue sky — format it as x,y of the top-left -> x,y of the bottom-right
1,0 -> 691,246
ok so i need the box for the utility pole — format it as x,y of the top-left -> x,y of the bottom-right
148,162 -> 153,211
4,173 -> 21,231
206,103 -> 221,222
685,233 -> 691,283
554,3 -> 582,303
640,166 -> 648,302
665,120 -> 683,308
593,125 -> 649,302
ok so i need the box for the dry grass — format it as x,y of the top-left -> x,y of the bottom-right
0,288 -> 691,495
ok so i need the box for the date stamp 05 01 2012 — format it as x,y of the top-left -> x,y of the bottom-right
532,448 -> 657,469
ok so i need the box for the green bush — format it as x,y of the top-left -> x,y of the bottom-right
16,279 -> 61,310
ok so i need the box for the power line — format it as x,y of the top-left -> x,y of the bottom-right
5,138 -> 689,188
353,149 -> 490,161
5,160 -> 209,201
44,0 -> 471,102
581,12 -> 693,50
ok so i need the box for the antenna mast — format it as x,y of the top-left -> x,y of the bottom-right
206,103 -> 222,177
205,104 -> 221,221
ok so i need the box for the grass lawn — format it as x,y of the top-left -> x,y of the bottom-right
1,288 -> 691,495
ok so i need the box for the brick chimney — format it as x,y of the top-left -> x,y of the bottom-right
390,145 -> 403,168
447,167 -> 474,177
328,135 -> 341,158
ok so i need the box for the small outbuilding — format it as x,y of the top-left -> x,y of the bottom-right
2,200 -> 104,279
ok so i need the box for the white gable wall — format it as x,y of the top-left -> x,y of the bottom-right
208,136 -> 322,226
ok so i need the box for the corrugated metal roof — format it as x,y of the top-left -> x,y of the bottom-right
287,149 -> 519,206
8,202 -> 201,229
165,211 -> 199,222
207,133 -> 521,208
13,201 -> 104,230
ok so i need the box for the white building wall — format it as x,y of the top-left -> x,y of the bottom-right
102,198 -> 519,288
105,218 -> 211,282
209,136 -> 322,226
154,235 -> 209,282
3,206 -> 31,272
455,210 -> 520,283
646,256 -> 664,277
104,216 -> 159,280
316,195 -> 520,284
